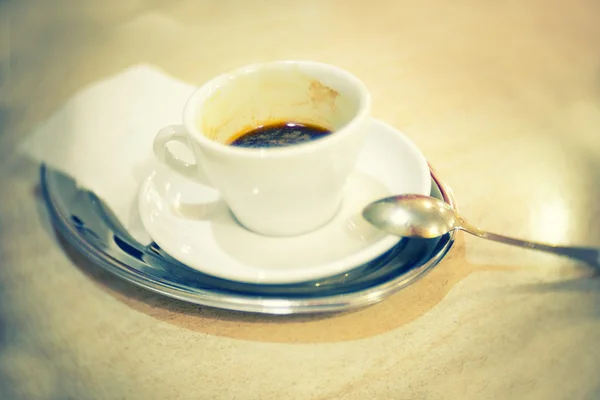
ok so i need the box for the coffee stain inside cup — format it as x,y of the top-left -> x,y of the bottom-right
199,69 -> 342,144
308,79 -> 339,112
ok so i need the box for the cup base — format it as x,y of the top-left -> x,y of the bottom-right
229,197 -> 345,238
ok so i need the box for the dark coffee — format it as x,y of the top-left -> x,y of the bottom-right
228,122 -> 332,148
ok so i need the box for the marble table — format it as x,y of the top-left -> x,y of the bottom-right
1,0 -> 599,398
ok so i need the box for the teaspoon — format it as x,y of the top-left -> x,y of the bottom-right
363,194 -> 600,266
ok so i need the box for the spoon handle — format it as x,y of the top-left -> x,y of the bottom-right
460,224 -> 600,266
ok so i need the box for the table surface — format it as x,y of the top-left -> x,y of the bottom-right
2,1 -> 600,399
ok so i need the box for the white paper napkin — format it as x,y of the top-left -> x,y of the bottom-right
21,64 -> 197,244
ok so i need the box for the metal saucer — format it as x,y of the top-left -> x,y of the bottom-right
40,164 -> 456,314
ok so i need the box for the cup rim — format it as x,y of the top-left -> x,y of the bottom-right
182,60 -> 371,158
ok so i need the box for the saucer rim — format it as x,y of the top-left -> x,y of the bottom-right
138,117 -> 432,284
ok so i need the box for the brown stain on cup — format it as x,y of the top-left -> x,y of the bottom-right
308,79 -> 339,111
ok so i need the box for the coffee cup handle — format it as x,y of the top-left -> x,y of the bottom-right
153,125 -> 197,178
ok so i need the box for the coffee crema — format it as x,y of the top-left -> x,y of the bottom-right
228,122 -> 332,149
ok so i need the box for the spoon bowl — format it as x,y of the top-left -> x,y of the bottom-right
363,194 -> 459,239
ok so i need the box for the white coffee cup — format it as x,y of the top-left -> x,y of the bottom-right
153,60 -> 371,236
